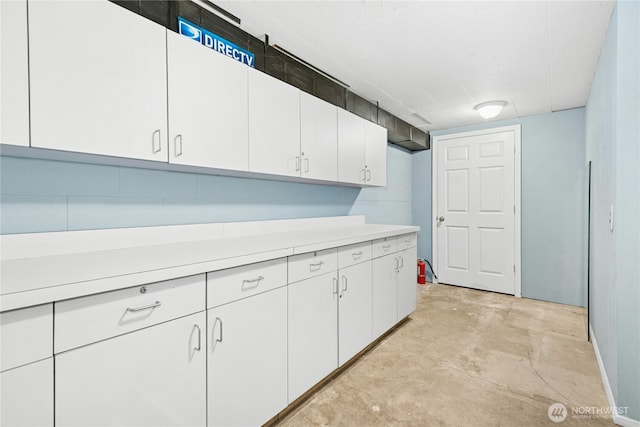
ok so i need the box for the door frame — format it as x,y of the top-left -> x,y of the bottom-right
431,124 -> 522,297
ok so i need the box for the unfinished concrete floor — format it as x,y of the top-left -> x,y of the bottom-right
276,283 -> 612,426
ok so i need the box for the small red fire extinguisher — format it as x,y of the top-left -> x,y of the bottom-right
417,259 -> 426,285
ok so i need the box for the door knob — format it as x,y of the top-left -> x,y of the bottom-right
438,216 -> 445,223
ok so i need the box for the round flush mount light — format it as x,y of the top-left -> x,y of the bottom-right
474,101 -> 507,119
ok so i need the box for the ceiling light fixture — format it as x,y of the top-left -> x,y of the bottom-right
474,101 -> 507,119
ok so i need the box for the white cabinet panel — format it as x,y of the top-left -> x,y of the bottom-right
364,120 -> 388,186
338,260 -> 372,366
288,248 -> 338,284
0,304 -> 52,371
337,109 -> 366,185
29,0 -> 168,161
167,31 -> 248,170
397,246 -> 418,320
248,69 -> 300,176
1,358 -> 53,427
372,254 -> 398,339
288,273 -> 338,403
208,287 -> 287,427
300,92 -> 338,181
1,0 -> 29,146
207,258 -> 287,308
55,275 -> 205,353
56,312 -> 206,427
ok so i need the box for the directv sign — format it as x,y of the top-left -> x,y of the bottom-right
178,17 -> 255,67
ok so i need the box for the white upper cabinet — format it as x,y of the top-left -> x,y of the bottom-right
337,109 -> 366,185
28,0 -> 168,161
248,68 -> 301,177
167,31 -> 248,171
1,0 -> 29,146
300,92 -> 338,181
364,120 -> 388,186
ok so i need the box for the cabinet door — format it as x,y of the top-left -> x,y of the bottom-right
1,358 -> 53,427
0,0 -> 29,146
248,69 -> 300,177
364,120 -> 388,187
337,109 -> 366,185
56,312 -> 206,427
397,246 -> 418,320
29,0 -> 168,161
300,92 -> 338,181
338,260 -> 372,366
167,31 -> 248,170
208,287 -> 287,427
288,273 -> 338,403
372,254 -> 397,339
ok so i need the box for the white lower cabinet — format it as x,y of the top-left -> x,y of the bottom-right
55,312 -> 206,427
1,358 -> 53,427
287,272 -> 339,402
338,260 -> 373,366
372,253 -> 398,339
207,286 -> 288,427
397,246 -> 418,320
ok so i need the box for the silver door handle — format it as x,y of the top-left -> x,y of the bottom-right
304,158 -> 310,173
352,251 -> 363,259
437,216 -> 445,223
360,168 -> 366,181
126,301 -> 161,312
174,134 -> 183,157
295,156 -> 301,172
309,261 -> 324,271
332,277 -> 339,295
152,129 -> 162,153
366,169 -> 371,181
193,324 -> 201,351
399,256 -> 404,268
395,257 -> 399,270
242,276 -> 264,290
214,317 -> 223,343
342,276 -> 348,292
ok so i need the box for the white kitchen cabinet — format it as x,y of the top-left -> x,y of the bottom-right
208,286 -> 287,427
1,358 -> 54,427
167,31 -> 248,170
338,260 -> 373,366
338,109 -> 387,186
55,312 -> 206,427
364,119 -> 388,186
372,253 -> 398,339
337,109 -> 366,185
0,0 -> 29,147
28,0 -> 168,161
300,91 -> 338,181
288,272 -> 339,402
248,68 -> 301,177
397,246 -> 418,320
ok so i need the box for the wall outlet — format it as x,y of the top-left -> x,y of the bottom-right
609,205 -> 614,232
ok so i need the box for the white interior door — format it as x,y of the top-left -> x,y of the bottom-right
434,127 -> 519,295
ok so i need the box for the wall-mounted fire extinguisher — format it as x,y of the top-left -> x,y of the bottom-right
417,259 -> 426,285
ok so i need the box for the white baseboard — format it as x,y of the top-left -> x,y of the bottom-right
590,325 -> 640,427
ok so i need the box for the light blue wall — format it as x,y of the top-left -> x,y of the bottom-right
414,108 -> 586,307
0,144 -> 413,234
586,1 -> 640,422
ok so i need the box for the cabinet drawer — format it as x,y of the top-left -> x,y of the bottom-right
397,233 -> 417,250
55,274 -> 205,353
288,249 -> 337,284
338,242 -> 372,269
208,258 -> 287,308
1,304 -> 52,371
372,237 -> 397,258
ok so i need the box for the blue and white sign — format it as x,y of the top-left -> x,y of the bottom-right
178,17 -> 255,67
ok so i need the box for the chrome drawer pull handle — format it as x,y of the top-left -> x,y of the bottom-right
193,324 -> 201,351
352,251 -> 363,259
242,276 -> 264,290
214,317 -> 223,343
333,277 -> 339,295
383,244 -> 391,250
126,301 -> 161,312
342,276 -> 348,292
309,261 -> 324,271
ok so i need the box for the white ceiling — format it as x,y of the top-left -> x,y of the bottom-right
214,0 -> 615,131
